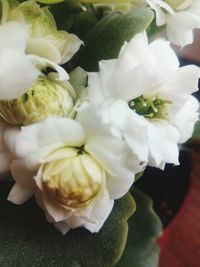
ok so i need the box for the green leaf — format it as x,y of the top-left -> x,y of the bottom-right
116,188 -> 162,267
67,7 -> 154,72
0,182 -> 135,267
69,6 -> 99,40
49,0 -> 84,31
191,120 -> 200,141
184,120 -> 200,147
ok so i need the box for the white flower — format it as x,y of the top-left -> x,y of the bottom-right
0,21 -> 40,100
87,32 -> 200,169
0,19 -> 69,101
5,106 -> 142,234
146,0 -> 200,46
6,0 -> 83,64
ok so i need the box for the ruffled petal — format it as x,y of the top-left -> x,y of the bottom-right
0,22 -> 28,52
174,96 -> 199,143
166,11 -> 200,46
0,49 -> 40,100
147,120 -> 180,169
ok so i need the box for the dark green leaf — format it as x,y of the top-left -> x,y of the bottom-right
116,188 -> 162,267
49,0 -> 84,31
191,120 -> 200,141
0,182 -> 135,267
69,6 -> 99,40
184,120 -> 200,147
67,7 -> 154,72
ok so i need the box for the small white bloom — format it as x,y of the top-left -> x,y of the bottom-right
5,106 -> 142,234
87,32 -> 200,169
146,0 -> 200,46
6,0 -> 83,64
0,15 -> 69,101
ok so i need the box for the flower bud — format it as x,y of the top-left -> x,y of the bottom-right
81,0 -> 140,11
0,76 -> 75,126
165,0 -> 192,10
39,147 -> 103,208
37,0 -> 64,4
8,1 -> 82,64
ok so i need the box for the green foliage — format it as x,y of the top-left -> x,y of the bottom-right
67,7 -> 154,71
0,182 -> 135,267
69,6 -> 100,40
0,182 -> 162,267
185,120 -> 200,146
191,120 -> 200,140
116,188 -> 162,267
49,0 -> 100,36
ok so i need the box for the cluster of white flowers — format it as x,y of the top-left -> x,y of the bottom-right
0,0 -> 199,235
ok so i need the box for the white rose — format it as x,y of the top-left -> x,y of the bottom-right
5,106 -> 142,234
87,32 -> 200,169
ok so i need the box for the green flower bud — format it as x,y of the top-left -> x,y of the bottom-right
165,0 -> 192,11
81,0 -> 133,3
7,0 -> 82,64
0,76 -> 76,126
39,147 -> 103,208
37,0 -> 64,4
81,0 -> 140,9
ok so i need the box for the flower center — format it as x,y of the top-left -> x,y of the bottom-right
128,95 -> 171,119
165,0 -> 192,11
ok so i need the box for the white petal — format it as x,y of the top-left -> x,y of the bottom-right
172,65 -> 200,94
20,118 -> 84,153
77,104 -> 106,138
53,221 -> 70,235
145,0 -> 174,25
6,118 -> 85,169
159,65 -> 200,108
63,183 -> 114,233
174,96 -> 199,143
28,55 -> 69,81
58,32 -> 83,64
166,11 -> 200,46
82,189 -> 114,233
10,159 -> 36,188
118,32 -> 154,74
8,182 -> 34,204
147,120 -> 180,169
149,39 -> 179,71
87,72 -> 107,106
0,49 -> 40,100
36,192 -> 69,223
115,63 -> 159,100
27,38 -> 61,64
105,100 -> 149,162
0,22 -> 29,52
